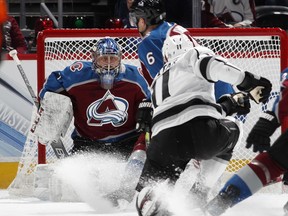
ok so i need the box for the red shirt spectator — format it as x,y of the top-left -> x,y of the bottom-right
0,0 -> 8,54
2,16 -> 27,54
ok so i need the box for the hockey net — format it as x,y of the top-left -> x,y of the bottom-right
9,28 -> 288,196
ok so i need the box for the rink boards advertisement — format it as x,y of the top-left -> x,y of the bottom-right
0,54 -> 36,188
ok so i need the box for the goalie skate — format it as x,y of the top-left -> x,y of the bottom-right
204,185 -> 240,216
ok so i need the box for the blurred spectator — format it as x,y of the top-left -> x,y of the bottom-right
164,0 -> 227,28
0,0 -> 8,52
34,17 -> 54,47
202,0 -> 257,28
255,0 -> 288,30
113,0 -> 134,28
165,0 -> 193,28
105,18 -> 124,28
265,0 -> 288,6
2,16 -> 27,54
255,0 -> 265,6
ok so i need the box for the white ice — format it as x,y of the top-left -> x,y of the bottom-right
1,190 -> 287,216
1,152 -> 288,216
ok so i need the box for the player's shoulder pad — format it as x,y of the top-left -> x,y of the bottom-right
194,45 -> 215,55
62,61 -> 95,78
63,61 -> 91,73
281,68 -> 288,83
141,22 -> 171,45
122,64 -> 150,96
122,64 -> 143,79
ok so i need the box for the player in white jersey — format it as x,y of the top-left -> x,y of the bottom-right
202,0 -> 257,28
135,34 -> 272,216
130,0 -> 240,207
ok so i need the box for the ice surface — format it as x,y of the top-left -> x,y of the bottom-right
1,189 -> 287,216
2,152 -> 288,216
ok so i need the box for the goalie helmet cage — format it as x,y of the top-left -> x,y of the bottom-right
9,28 -> 288,196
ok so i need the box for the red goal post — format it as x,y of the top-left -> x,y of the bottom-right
36,27 -> 288,169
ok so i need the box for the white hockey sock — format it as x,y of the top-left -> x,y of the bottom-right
196,157 -> 229,191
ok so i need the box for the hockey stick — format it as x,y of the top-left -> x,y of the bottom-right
9,50 -> 69,159
249,86 -> 265,104
8,50 -> 40,108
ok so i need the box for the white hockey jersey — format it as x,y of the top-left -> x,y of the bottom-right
205,0 -> 256,27
150,46 -> 245,137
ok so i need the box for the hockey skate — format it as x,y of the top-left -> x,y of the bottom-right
189,181 -> 209,208
204,185 -> 240,216
104,187 -> 135,207
284,200 -> 288,214
136,186 -> 173,216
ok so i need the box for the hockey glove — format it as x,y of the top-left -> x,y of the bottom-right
246,111 -> 280,153
217,93 -> 250,116
136,99 -> 153,132
236,71 -> 272,104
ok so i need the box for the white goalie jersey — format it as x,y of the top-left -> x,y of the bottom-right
150,45 -> 245,137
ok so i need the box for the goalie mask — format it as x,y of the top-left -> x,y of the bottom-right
162,34 -> 194,62
91,37 -> 122,90
129,0 -> 166,27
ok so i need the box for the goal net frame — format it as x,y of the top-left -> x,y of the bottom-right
37,27 -> 288,166
9,27 -> 288,196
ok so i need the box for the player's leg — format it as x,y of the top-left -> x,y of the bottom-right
284,199 -> 288,213
283,172 -> 288,213
135,120 -> 202,216
205,130 -> 288,216
189,117 -> 241,207
137,117 -> 239,191
106,141 -> 147,205
136,117 -> 240,216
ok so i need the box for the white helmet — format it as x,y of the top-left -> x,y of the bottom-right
162,34 -> 194,62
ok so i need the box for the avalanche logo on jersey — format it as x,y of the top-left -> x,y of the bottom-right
86,90 -> 129,127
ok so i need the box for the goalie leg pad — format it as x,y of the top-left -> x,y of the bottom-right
33,92 -> 73,144
49,171 -> 80,202
33,164 -> 54,200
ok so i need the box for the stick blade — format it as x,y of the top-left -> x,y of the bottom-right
50,139 -> 69,159
249,86 -> 264,104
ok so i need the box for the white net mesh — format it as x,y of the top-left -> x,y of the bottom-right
9,28 -> 288,196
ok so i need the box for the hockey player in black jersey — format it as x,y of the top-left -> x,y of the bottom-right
134,34 -> 272,216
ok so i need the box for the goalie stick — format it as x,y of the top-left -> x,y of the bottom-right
9,49 -> 69,160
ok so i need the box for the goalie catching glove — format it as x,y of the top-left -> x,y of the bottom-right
217,92 -> 250,116
246,111 -> 280,153
136,99 -> 153,132
236,71 -> 272,104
